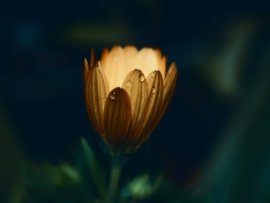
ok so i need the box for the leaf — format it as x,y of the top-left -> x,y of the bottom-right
81,138 -> 106,198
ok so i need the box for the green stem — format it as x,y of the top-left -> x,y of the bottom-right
106,159 -> 122,203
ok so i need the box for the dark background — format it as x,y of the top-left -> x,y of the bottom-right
1,0 -> 270,202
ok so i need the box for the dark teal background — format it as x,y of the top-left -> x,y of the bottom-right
1,1 -> 270,202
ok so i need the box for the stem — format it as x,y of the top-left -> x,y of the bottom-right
106,159 -> 122,203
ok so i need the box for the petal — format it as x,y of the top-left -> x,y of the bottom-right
101,46 -> 127,90
103,88 -> 132,146
84,58 -> 90,116
144,63 -> 177,140
160,56 -> 166,79
90,48 -> 95,67
84,49 -> 96,87
134,48 -> 160,78
83,58 -> 89,86
135,70 -> 164,145
155,49 -> 166,79
161,63 -> 177,114
101,48 -> 109,65
84,49 -> 96,83
123,46 -> 138,73
122,69 -> 148,142
86,63 -> 109,135
142,64 -> 177,143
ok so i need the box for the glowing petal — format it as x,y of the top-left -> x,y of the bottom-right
103,88 -> 132,147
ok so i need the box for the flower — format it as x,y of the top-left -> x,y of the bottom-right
84,46 -> 177,154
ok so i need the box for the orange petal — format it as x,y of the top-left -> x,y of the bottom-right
146,63 -> 177,140
90,48 -> 95,67
122,69 -> 148,143
155,49 -> 166,78
101,48 -> 109,65
103,88 -> 132,147
134,48 -> 160,78
123,46 -> 138,74
160,56 -> 166,79
84,49 -> 96,87
162,63 -> 177,110
86,63 -> 109,135
136,70 -> 164,145
102,46 -> 127,89
83,58 -> 89,86
147,63 -> 178,138
84,58 -> 91,116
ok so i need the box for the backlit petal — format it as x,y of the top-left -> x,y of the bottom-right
123,46 -> 138,74
155,49 -> 166,78
86,63 -> 109,135
134,48 -> 160,78
122,69 -> 148,143
101,46 -> 127,90
148,63 -> 177,137
136,71 -> 163,145
161,63 -> 177,114
103,88 -> 132,147
83,58 -> 89,86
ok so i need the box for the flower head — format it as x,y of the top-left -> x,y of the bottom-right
84,46 -> 177,154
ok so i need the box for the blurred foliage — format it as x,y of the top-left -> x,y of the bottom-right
1,0 -> 270,202
7,139 -> 206,203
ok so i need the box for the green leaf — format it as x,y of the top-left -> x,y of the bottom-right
81,138 -> 106,198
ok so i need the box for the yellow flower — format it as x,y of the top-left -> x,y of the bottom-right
84,46 -> 177,154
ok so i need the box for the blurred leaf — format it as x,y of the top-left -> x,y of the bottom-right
81,138 -> 106,198
123,174 -> 162,200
